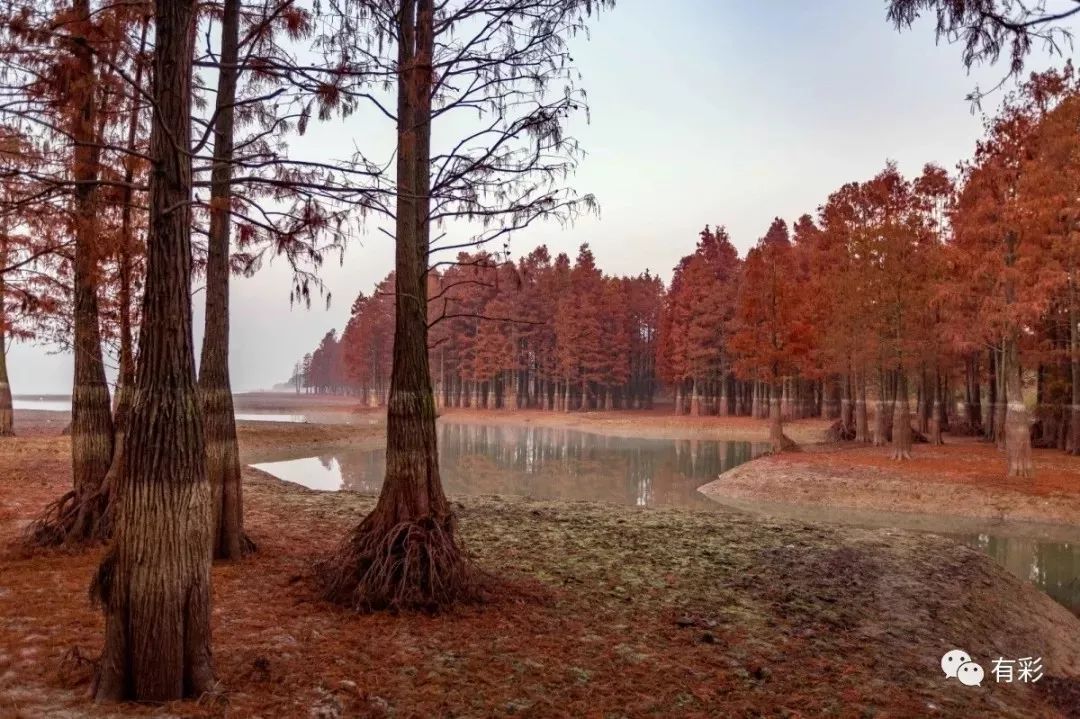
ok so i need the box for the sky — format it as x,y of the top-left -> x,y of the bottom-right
8,0 -> 1076,394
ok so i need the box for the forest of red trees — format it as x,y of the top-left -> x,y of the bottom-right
296,66 -> 1080,468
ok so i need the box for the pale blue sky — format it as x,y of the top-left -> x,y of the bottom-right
9,1 -> 1074,394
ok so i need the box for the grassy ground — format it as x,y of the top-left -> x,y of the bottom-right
1,414 -> 1080,717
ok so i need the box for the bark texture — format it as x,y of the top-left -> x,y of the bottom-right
27,0 -> 114,545
768,381 -> 797,452
199,0 -> 248,560
1003,338 -> 1033,478
0,261 -> 11,437
1071,277 -> 1080,455
890,373 -> 912,460
319,0 -> 474,612
93,0 -> 215,700
855,371 -> 869,443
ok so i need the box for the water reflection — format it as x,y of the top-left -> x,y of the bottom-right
955,534 -> 1080,615
252,421 -> 766,509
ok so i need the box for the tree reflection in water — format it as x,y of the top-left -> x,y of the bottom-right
252,423 -> 1080,614
329,422 -> 765,509
958,534 -> 1080,615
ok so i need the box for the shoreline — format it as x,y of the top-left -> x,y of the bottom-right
14,397 -> 1080,528
1,422 -> 1079,716
701,441 -> 1080,528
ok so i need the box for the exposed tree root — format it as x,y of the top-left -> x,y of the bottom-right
23,481 -> 111,548
824,420 -> 856,442
23,439 -> 120,548
317,513 -> 482,613
767,433 -> 801,454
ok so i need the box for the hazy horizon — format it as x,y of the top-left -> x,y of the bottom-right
8,1 -> 1074,394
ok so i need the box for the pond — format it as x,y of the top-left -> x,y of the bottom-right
958,534 -> 1080,614
252,421 -> 767,509
252,420 -> 1080,615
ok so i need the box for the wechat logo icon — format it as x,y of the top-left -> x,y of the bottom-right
942,649 -> 984,687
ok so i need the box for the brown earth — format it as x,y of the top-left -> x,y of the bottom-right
1,411 -> 1080,716
703,439 -> 1080,527
435,406 -> 830,443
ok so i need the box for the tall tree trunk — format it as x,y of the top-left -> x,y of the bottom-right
37,0 -> 116,546
98,17 -> 148,550
891,371 -> 912,459
319,0 -> 471,611
689,377 -> 701,416
855,369 -> 869,443
929,367 -> 943,445
768,380 -> 792,452
0,247 -> 11,437
995,344 -> 1007,448
872,370 -> 888,447
1070,273 -> 1080,455
198,0 -> 246,560
840,372 -> 853,431
989,345 -> 993,440
94,0 -> 214,700
1004,336 -> 1033,478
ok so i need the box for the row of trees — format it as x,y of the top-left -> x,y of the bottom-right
296,245 -> 664,411
298,68 -> 1080,476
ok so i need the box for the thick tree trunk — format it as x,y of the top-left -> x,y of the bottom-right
198,0 -> 247,560
768,380 -> 795,452
1003,337 -> 1033,478
94,0 -> 214,701
319,0 -> 471,612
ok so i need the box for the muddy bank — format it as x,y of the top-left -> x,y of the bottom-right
1,427 -> 1079,716
702,441 -> 1080,526
437,407 -> 829,443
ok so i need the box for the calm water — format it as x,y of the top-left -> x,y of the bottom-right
956,534 -> 1080,614
252,421 -> 767,509
252,421 -> 1080,614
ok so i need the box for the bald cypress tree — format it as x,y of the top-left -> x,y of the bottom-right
93,0 -> 214,700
